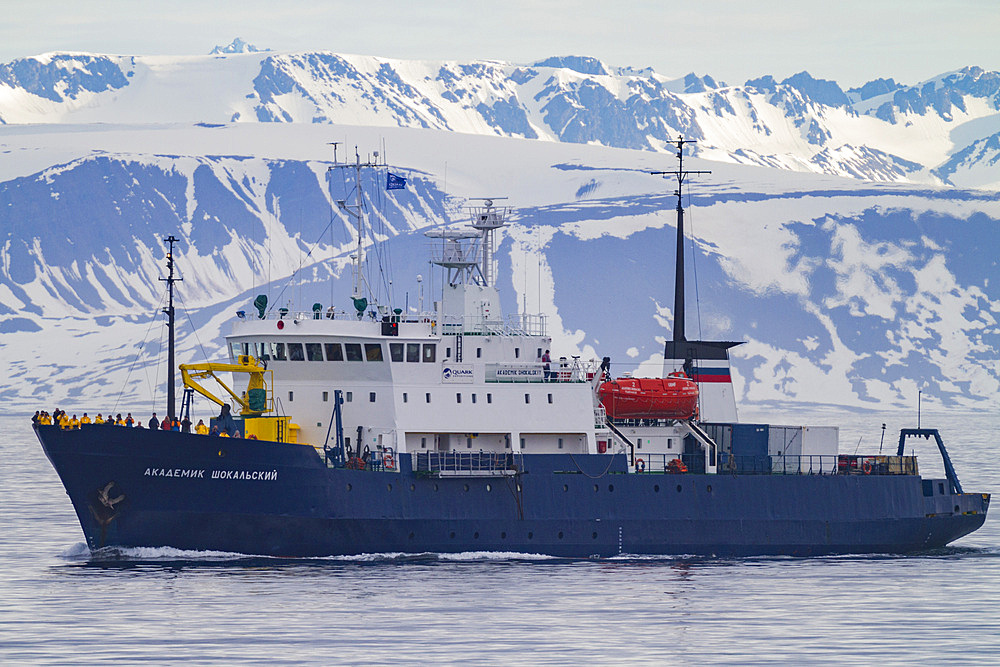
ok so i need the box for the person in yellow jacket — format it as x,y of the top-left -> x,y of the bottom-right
219,430 -> 230,438
58,413 -> 70,429
80,413 -> 91,425
195,419 -> 209,435
94,413 -> 104,424
69,415 -> 81,429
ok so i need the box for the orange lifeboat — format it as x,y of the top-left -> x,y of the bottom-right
598,372 -> 698,420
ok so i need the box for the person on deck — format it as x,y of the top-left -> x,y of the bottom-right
95,413 -> 105,425
148,413 -> 159,430
32,411 -> 40,426
542,349 -> 552,382
125,413 -> 134,427
209,426 -> 220,436
160,416 -> 172,431
181,416 -> 192,433
80,413 -> 91,425
195,419 -> 209,435
115,414 -> 124,426
69,415 -> 80,429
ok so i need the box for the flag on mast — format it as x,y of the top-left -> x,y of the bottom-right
386,172 -> 407,190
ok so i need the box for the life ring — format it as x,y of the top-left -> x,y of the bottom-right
383,453 -> 395,469
635,458 -> 645,473
862,459 -> 873,475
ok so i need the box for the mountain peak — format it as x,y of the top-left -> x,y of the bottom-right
209,38 -> 269,55
532,56 -> 609,76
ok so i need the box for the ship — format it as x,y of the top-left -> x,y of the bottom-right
34,141 -> 990,558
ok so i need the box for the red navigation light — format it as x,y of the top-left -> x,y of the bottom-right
277,320 -> 284,330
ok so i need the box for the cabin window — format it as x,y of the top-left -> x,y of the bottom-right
306,343 -> 324,361
406,343 -> 421,362
403,393 -> 408,403
487,393 -> 492,404
325,343 -> 344,361
548,393 -> 553,404
667,438 -> 672,450
389,343 -> 404,362
456,393 -> 462,403
471,394 -> 477,404
369,392 -> 376,403
446,347 -> 451,358
476,347 -> 482,358
288,391 -> 294,402
425,393 -> 431,403
537,348 -> 542,359
322,391 -> 329,402
422,344 -> 436,362
229,341 -> 241,360
344,343 -> 364,361
345,392 -> 353,402
466,437 -> 472,449
520,437 -> 525,449
365,344 -> 384,362
421,437 -> 427,449
274,342 -> 287,361
256,341 -> 270,361
558,438 -> 564,449
524,393 -> 530,404
515,348 -> 520,358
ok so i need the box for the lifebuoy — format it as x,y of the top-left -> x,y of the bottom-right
635,458 -> 645,473
383,453 -> 395,469
862,459 -> 873,475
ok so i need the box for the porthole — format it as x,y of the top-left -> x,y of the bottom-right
676,484 -> 683,493
707,485 -> 713,493
516,484 -> 522,492
592,532 -> 598,539
501,532 -> 507,539
387,483 -> 393,492
450,531 -> 456,539
464,483 -> 470,492
608,484 -> 614,492
346,483 -> 352,491
528,532 -> 533,539
474,531 -> 480,539
408,532 -> 415,540
558,531 -> 564,539
955,505 -> 961,513
485,483 -> 492,492
410,484 -> 415,491
563,484 -> 569,492
593,484 -> 599,492
217,450 -> 225,457
434,483 -> 439,491
654,484 -> 660,493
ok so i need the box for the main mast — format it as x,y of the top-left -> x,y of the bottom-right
160,235 -> 181,419
651,137 -> 710,343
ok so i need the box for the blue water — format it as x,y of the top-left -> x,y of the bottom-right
2,413 -> 997,665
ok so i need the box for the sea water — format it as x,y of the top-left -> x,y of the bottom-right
1,412 -> 997,665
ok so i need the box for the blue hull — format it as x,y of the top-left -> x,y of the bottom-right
35,425 -> 989,557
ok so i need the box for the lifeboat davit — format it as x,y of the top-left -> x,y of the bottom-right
598,372 -> 698,420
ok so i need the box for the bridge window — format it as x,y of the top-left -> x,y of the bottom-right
422,344 -> 436,362
390,343 -> 404,362
325,343 -> 344,361
365,344 -> 383,361
406,343 -> 420,362
274,342 -> 287,361
306,343 -> 324,361
345,343 -> 364,361
287,343 -> 304,361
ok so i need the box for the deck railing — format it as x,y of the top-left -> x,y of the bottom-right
630,453 -> 919,476
415,451 -> 521,477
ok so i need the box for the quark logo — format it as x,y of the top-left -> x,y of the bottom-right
442,365 -> 474,383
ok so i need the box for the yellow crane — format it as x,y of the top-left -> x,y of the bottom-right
179,355 -> 299,443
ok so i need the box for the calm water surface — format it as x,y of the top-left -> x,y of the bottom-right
2,413 -> 997,665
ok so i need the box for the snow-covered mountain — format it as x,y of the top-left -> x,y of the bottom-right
1,51 -> 999,188
1,48 -> 998,416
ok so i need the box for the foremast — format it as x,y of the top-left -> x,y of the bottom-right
160,235 -> 181,420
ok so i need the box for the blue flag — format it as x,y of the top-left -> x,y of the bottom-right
386,172 -> 407,190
